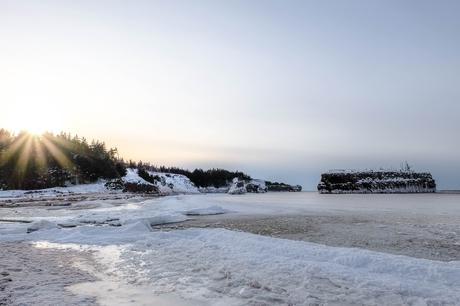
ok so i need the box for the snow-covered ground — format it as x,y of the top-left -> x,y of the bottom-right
0,182 -> 111,200
1,192 -> 460,305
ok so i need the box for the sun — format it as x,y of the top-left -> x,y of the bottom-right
24,124 -> 48,135
9,106 -> 62,135
18,116 -> 55,135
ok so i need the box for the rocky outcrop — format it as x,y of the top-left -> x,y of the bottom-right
122,182 -> 159,194
228,178 -> 247,195
105,176 -> 160,194
317,170 -> 436,194
265,181 -> 302,192
228,178 -> 268,195
246,179 -> 268,193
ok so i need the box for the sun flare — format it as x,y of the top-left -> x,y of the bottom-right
9,106 -> 63,135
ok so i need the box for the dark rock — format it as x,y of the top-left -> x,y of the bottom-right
265,181 -> 302,192
317,170 -> 436,194
122,182 -> 159,194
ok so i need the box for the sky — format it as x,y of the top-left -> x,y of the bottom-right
1,0 -> 459,190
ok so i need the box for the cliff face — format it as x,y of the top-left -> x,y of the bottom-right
317,170 -> 436,194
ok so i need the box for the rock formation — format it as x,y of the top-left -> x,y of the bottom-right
317,170 -> 436,194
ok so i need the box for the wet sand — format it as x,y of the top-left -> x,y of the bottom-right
154,212 -> 460,261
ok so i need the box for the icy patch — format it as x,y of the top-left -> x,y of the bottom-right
140,214 -> 188,227
27,220 -> 58,233
184,206 -> 227,216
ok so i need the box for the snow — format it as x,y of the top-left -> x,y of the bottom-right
146,170 -> 200,195
228,178 -> 246,195
0,168 -> 200,201
3,225 -> 460,305
0,182 -> 110,199
2,193 -> 460,304
122,168 -> 200,195
123,168 -> 152,185
228,178 -> 267,194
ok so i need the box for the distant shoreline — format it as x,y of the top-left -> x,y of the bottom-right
437,190 -> 460,194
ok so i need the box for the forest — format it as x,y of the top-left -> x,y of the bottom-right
0,129 -> 251,190
0,129 -> 126,190
136,164 -> 251,188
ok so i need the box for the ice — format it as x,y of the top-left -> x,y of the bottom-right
26,220 -> 58,233
184,206 -> 227,216
2,192 -> 460,305
4,225 -> 460,305
141,214 -> 188,226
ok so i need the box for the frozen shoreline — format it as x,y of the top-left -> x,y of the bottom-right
1,192 -> 460,305
159,212 -> 460,261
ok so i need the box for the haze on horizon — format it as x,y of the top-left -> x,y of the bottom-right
1,0 -> 459,190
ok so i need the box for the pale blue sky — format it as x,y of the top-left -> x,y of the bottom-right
1,1 -> 459,189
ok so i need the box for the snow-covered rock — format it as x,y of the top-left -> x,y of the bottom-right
198,186 -> 230,193
228,178 -> 247,195
123,168 -> 153,185
228,178 -> 267,195
245,179 -> 267,193
120,168 -> 199,195
318,170 -> 437,194
146,171 -> 199,195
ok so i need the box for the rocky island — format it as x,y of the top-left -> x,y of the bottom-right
317,170 -> 436,194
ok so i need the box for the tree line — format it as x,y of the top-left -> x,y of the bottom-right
136,162 -> 251,188
0,129 -> 126,190
0,129 -> 251,190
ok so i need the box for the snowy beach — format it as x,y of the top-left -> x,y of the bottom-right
1,191 -> 460,305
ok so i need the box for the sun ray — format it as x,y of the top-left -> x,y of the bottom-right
0,132 -> 29,166
41,136 -> 74,170
33,136 -> 48,171
15,135 -> 33,184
